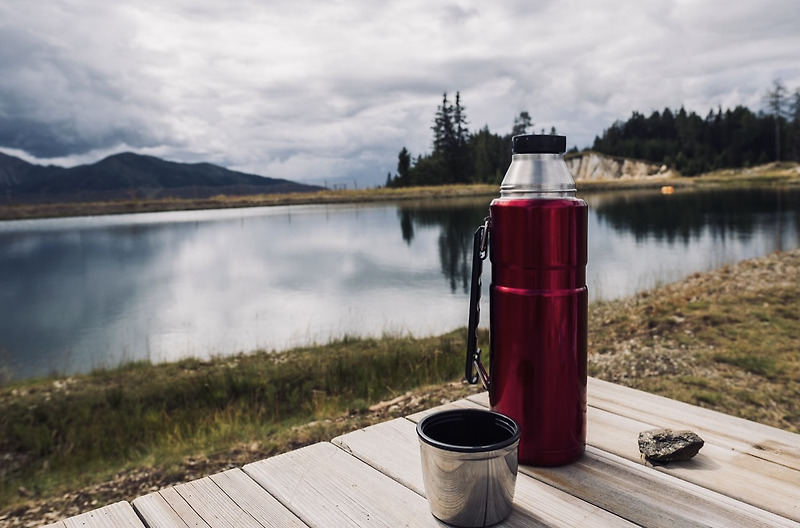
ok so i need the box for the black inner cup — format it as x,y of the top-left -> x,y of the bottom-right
417,409 -> 521,453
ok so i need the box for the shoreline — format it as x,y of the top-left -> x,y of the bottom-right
2,162 -> 798,221
0,248 -> 797,525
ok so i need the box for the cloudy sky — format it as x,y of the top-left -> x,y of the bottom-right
1,1 -> 799,187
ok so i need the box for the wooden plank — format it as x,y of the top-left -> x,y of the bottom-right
209,469 -> 306,527
468,379 -> 799,469
334,418 -> 637,527
467,380 -> 800,520
244,442 -> 439,527
46,501 -> 144,528
174,476 -> 269,528
522,446 -> 798,528
133,487 -> 205,528
587,377 -> 800,470
333,418 -> 423,492
134,470 -> 305,528
587,405 -> 800,521
135,476 -> 263,528
439,396 -> 797,527
507,474 -> 639,527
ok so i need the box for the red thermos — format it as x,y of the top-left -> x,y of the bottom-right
466,134 -> 587,466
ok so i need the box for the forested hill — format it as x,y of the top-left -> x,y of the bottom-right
388,81 -> 799,185
591,105 -> 799,176
0,151 -> 323,204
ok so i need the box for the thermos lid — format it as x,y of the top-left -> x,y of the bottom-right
512,135 -> 567,154
500,134 -> 576,196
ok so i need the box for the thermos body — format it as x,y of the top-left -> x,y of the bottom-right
465,134 -> 589,467
488,197 -> 588,466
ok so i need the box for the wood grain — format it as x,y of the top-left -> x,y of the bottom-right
133,469 -> 305,528
46,378 -> 800,528
244,442 -> 438,527
586,377 -> 800,470
334,418 -> 637,527
44,501 -> 144,528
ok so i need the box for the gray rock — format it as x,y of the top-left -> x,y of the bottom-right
638,429 -> 704,462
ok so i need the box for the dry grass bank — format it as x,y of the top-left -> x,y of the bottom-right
1,249 -> 797,526
589,249 -> 799,431
0,184 -> 498,221
2,161 -> 797,221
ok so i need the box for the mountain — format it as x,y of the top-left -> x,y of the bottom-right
0,151 -> 324,204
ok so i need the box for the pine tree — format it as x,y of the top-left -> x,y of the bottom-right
590,89 -> 798,175
512,111 -> 533,136
765,78 -> 788,161
428,91 -> 472,183
468,126 -> 507,184
451,92 -> 470,182
432,92 -> 454,157
396,147 -> 411,186
790,88 -> 800,161
453,92 -> 469,148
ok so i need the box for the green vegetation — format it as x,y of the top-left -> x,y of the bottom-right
0,250 -> 797,516
387,80 -> 800,188
1,178 -> 798,520
592,79 -> 800,175
387,92 -> 543,187
0,183 -> 499,221
0,330 -> 481,508
588,250 -> 799,431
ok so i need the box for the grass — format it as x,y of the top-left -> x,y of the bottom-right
0,170 -> 798,517
691,161 -> 800,187
2,161 -> 797,221
0,329 -> 482,508
0,184 -> 499,220
588,250 -> 799,432
3,246 -> 797,513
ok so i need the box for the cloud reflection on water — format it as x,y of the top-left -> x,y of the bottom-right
0,188 -> 797,380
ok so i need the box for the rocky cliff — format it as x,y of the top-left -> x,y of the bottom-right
566,151 -> 677,181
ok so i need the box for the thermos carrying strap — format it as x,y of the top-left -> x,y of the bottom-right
466,217 -> 490,389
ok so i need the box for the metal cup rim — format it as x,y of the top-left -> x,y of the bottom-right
417,408 -> 521,454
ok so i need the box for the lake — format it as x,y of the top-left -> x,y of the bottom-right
1,186 -> 798,381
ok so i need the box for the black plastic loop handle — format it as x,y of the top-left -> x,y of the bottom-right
465,219 -> 489,389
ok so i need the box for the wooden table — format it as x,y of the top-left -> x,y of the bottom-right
46,378 -> 800,527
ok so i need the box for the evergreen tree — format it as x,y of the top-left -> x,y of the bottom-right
453,92 -> 469,148
395,97 -> 534,187
765,78 -> 789,161
468,126 -> 507,184
396,147 -> 411,186
426,91 -> 472,183
512,111 -> 533,136
391,81 -> 798,187
790,88 -> 800,161
591,85 -> 798,176
432,92 -> 455,158
451,92 -> 470,182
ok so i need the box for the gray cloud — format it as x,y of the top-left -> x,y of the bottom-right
0,5 -> 177,158
0,0 -> 798,186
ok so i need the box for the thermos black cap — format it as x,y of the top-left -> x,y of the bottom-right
512,134 -> 567,154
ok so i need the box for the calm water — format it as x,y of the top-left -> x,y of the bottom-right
1,187 -> 797,381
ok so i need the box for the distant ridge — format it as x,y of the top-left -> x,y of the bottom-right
0,151 -> 324,204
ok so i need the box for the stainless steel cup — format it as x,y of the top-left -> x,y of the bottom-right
417,409 -> 520,527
